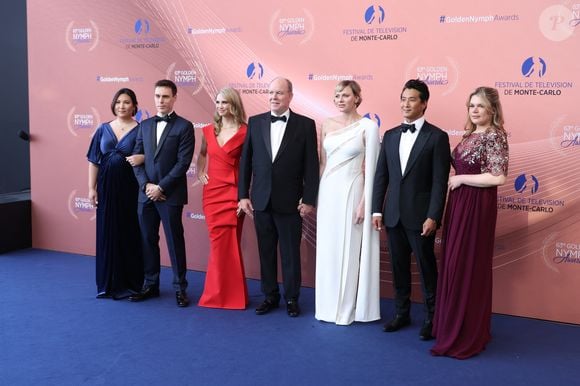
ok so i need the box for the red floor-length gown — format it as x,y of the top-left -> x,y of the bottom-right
431,129 -> 508,359
198,123 -> 249,309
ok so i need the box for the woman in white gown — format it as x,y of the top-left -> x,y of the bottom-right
315,80 -> 381,325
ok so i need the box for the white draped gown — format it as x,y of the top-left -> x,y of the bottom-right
315,117 -> 381,325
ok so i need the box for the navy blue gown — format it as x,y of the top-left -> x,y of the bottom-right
87,123 -> 143,298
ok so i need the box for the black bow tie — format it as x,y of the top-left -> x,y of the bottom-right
271,115 -> 287,123
401,123 -> 416,133
154,114 -> 172,123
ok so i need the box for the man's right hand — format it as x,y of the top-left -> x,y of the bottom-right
238,199 -> 254,219
372,215 -> 383,231
145,183 -> 166,202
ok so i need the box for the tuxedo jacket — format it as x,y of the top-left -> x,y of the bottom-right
238,110 -> 319,213
371,121 -> 450,230
133,113 -> 195,206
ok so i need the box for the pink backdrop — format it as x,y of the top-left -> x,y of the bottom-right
27,0 -> 579,323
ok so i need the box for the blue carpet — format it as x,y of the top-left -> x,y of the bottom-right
0,249 -> 578,385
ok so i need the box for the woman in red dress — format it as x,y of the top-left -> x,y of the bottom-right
431,87 -> 509,359
197,88 -> 249,309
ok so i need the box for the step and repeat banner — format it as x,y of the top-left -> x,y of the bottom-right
28,0 -> 579,323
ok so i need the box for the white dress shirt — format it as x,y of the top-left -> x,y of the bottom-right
156,111 -> 174,145
372,117 -> 427,218
399,117 -> 425,174
270,110 -> 290,161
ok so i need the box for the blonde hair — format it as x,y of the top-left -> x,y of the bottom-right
213,87 -> 247,135
335,80 -> 362,107
464,87 -> 506,137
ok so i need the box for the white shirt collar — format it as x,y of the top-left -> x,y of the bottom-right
157,111 -> 175,118
402,116 -> 425,132
272,109 -> 290,119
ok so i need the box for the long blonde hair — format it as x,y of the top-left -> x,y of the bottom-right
213,87 -> 247,135
464,86 -> 506,137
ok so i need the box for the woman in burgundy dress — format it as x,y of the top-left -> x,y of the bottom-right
431,87 -> 509,359
197,87 -> 249,309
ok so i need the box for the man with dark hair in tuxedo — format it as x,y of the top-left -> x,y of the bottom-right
372,79 -> 450,339
130,79 -> 195,307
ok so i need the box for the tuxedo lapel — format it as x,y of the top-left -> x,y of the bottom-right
403,125 -> 432,178
388,130 -> 403,177
146,120 -> 157,156
154,119 -> 175,158
259,114 -> 273,161
273,112 -> 296,163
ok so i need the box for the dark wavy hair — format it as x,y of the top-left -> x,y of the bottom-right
110,88 -> 138,116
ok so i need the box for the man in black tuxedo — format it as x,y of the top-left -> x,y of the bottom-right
130,79 -> 195,307
238,77 -> 319,317
372,79 -> 450,339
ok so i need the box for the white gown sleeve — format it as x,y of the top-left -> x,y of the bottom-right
355,119 -> 381,322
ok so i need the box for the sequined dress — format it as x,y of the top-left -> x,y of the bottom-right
431,129 -> 508,359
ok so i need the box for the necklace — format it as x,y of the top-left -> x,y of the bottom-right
116,119 -> 135,132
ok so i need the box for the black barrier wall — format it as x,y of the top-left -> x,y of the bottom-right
0,0 -> 29,194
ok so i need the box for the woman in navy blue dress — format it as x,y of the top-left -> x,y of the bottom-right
87,88 -> 144,299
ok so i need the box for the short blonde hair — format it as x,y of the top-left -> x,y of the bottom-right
335,80 -> 362,107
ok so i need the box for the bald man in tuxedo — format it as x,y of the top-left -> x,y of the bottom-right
238,77 -> 319,317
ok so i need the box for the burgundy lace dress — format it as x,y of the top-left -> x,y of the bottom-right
431,129 -> 508,359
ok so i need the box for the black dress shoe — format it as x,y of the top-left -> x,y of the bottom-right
383,315 -> 411,332
176,291 -> 189,307
129,286 -> 160,302
96,292 -> 111,299
111,291 -> 132,301
255,299 -> 279,315
419,320 -> 434,340
286,299 -> 300,317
